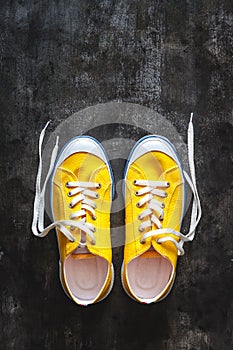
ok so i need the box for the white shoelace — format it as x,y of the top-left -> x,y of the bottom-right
135,113 -> 202,255
32,122 -> 99,246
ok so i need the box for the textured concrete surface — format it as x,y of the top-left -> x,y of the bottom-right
0,1 -> 232,349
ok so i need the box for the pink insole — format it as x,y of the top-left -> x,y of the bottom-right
127,250 -> 173,300
64,249 -> 108,302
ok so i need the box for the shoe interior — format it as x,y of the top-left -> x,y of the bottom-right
64,247 -> 109,303
127,248 -> 173,301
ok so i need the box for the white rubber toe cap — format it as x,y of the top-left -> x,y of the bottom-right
56,136 -> 108,167
128,136 -> 181,167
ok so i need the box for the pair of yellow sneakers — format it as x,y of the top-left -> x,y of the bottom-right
32,115 -> 201,305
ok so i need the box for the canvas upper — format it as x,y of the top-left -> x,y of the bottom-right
32,125 -> 114,306
122,114 -> 201,304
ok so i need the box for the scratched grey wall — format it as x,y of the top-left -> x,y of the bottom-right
0,1 -> 232,350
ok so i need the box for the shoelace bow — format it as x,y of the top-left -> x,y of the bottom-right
135,113 -> 202,255
32,122 -> 99,246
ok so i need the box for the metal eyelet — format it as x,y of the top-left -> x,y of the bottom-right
92,215 -> 97,220
164,192 -> 168,198
159,215 -> 164,221
135,191 -> 139,196
139,227 -> 144,232
95,194 -> 99,199
68,192 -> 72,197
133,180 -> 137,185
97,183 -> 101,189
166,182 -> 170,187
93,227 -> 96,232
138,215 -> 141,220
140,239 -> 146,244
70,226 -> 75,231
161,203 -> 165,209
136,202 -> 140,208
91,240 -> 96,245
66,182 -> 69,187
69,203 -> 73,208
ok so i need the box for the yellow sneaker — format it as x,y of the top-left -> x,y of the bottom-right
32,123 -> 114,306
122,115 -> 201,304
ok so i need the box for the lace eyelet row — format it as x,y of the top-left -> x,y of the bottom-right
134,179 -> 169,241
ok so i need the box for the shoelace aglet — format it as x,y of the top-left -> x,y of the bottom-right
41,120 -> 51,134
55,135 -> 59,148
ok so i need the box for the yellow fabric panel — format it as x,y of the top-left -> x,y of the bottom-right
52,152 -> 112,263
124,151 -> 184,269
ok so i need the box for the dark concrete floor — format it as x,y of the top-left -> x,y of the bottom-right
0,1 -> 232,349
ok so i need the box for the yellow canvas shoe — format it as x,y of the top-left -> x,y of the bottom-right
32,123 -> 114,306
122,115 -> 201,304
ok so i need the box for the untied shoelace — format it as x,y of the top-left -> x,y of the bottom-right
31,122 -> 99,246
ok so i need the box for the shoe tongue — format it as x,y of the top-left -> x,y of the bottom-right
71,246 -> 95,260
140,247 -> 161,258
